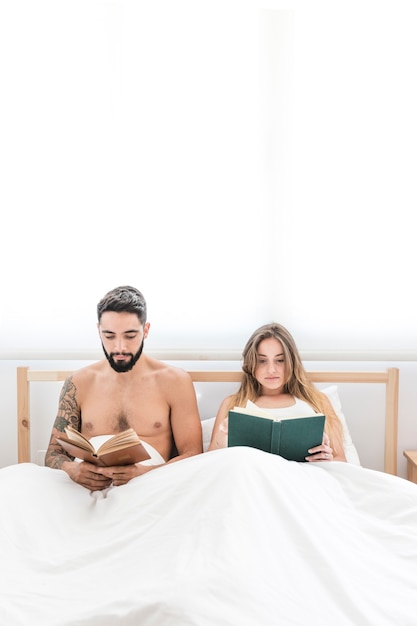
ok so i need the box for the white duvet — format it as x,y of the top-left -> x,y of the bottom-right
1,447 -> 417,626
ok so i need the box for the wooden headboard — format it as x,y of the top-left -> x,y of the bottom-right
16,366 -> 399,475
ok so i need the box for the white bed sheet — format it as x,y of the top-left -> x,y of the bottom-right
1,447 -> 417,625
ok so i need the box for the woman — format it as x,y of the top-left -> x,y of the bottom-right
209,323 -> 346,462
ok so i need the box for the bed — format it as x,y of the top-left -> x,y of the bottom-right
3,364 -> 417,626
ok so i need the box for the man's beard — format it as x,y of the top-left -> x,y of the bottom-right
102,339 -> 145,373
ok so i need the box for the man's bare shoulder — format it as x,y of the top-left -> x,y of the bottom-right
69,360 -> 107,385
144,357 -> 193,383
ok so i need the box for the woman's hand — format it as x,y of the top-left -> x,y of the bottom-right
305,432 -> 334,462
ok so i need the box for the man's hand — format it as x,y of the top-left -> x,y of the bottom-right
97,463 -> 155,486
62,460 -> 113,491
63,459 -> 160,490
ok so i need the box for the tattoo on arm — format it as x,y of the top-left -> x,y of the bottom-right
45,377 -> 81,469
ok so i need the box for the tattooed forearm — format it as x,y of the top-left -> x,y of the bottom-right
44,376 -> 80,469
45,446 -> 74,469
55,377 -> 81,432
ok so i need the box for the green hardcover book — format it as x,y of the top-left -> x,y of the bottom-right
227,408 -> 325,462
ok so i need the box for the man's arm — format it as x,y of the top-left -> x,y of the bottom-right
167,369 -> 203,462
45,376 -> 113,491
45,376 -> 79,469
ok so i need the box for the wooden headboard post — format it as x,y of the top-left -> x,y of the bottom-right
17,366 -> 30,465
384,366 -> 399,475
16,366 -> 399,475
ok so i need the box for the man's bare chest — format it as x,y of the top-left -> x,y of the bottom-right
79,384 -> 170,437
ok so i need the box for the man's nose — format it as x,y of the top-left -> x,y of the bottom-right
113,337 -> 127,352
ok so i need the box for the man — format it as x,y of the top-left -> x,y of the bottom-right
45,286 -> 203,490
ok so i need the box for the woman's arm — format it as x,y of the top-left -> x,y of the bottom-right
307,393 -> 346,462
208,396 -> 233,450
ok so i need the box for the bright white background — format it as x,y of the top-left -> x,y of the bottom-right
0,0 -> 415,355
1,0 -> 417,471
278,0 -> 417,353
0,0 -> 268,354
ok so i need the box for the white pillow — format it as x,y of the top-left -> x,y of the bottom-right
201,386 -> 361,465
321,385 -> 361,465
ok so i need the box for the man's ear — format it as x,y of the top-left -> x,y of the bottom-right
143,322 -> 150,339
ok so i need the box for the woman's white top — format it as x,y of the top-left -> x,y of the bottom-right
245,398 -> 317,419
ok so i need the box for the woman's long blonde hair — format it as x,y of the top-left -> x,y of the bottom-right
230,323 -> 344,456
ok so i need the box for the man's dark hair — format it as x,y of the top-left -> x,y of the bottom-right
97,286 -> 147,324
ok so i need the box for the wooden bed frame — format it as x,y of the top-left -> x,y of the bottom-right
16,366 -> 400,474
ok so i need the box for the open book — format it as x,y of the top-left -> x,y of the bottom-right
57,426 -> 151,466
227,404 -> 325,462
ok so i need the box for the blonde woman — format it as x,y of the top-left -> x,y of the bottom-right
209,323 -> 346,462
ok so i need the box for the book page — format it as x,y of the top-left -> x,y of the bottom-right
61,427 -> 94,452
233,401 -> 274,419
97,429 -> 141,453
89,435 -> 113,453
